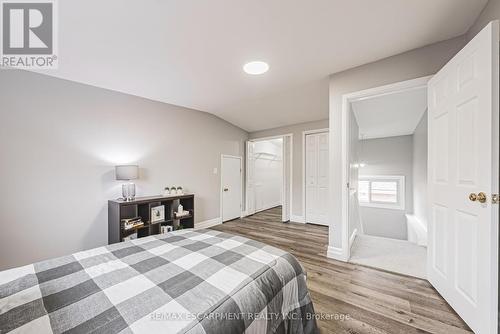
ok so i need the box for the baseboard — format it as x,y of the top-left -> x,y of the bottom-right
240,211 -> 248,218
349,228 -> 358,248
195,217 -> 222,229
255,203 -> 281,213
327,246 -> 347,262
290,215 -> 305,223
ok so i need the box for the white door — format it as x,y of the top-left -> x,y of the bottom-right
221,155 -> 242,222
427,21 -> 499,334
246,142 -> 256,216
305,132 -> 329,225
282,136 -> 291,222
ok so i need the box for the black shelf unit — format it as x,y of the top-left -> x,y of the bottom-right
108,194 -> 194,244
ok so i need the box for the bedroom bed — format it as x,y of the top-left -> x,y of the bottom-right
0,229 -> 318,333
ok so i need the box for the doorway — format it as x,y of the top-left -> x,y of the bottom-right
221,155 -> 242,222
246,134 -> 292,222
303,129 -> 329,226
342,77 -> 430,279
351,83 -> 428,279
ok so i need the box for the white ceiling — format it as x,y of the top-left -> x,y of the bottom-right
352,87 -> 427,139
36,0 -> 487,132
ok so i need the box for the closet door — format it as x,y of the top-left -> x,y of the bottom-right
305,132 -> 329,225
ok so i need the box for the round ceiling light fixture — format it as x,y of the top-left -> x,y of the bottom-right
243,61 -> 269,75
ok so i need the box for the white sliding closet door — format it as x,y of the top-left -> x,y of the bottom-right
305,132 -> 329,225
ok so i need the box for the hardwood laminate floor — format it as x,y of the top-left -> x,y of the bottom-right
210,207 -> 471,334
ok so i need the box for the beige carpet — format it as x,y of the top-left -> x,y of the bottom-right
350,234 -> 427,279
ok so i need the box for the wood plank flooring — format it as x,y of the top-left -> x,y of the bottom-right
210,207 -> 471,334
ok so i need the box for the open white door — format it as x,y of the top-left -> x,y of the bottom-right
427,21 -> 499,334
282,136 -> 291,222
246,141 -> 256,216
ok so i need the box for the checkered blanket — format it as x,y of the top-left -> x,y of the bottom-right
0,229 -> 318,333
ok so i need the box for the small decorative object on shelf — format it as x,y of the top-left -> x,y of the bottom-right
160,225 -> 173,234
122,217 -> 144,230
150,205 -> 165,223
163,187 -> 170,196
174,203 -> 191,219
176,186 -> 183,195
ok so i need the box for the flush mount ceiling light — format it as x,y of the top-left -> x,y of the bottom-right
243,61 -> 269,75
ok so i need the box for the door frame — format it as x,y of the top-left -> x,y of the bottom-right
337,75 -> 433,261
302,128 -> 329,224
245,134 -> 293,220
220,154 -> 243,222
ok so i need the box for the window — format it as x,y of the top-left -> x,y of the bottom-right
358,175 -> 405,210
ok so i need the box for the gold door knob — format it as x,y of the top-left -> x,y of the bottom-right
469,192 -> 487,203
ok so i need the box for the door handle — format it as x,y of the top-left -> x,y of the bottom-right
223,188 -> 229,192
469,192 -> 487,203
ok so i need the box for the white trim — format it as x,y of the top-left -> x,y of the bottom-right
302,128 -> 329,224
327,246 -> 347,261
249,133 -> 294,142
336,75 -> 433,262
290,215 -> 305,223
254,203 -> 281,214
303,128 -> 329,135
220,154 -> 243,223
240,210 -> 248,218
195,217 -> 222,229
344,76 -> 432,103
245,141 -> 254,216
349,228 -> 358,248
283,134 -> 293,222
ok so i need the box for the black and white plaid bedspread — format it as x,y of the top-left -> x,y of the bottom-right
0,229 -> 318,333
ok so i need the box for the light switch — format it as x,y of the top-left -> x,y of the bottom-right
213,167 -> 218,175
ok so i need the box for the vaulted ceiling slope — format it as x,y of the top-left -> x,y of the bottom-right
37,0 -> 488,132
352,87 -> 427,140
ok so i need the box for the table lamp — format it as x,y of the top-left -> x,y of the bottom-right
115,165 -> 138,201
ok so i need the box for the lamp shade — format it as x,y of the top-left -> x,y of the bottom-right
115,165 -> 139,180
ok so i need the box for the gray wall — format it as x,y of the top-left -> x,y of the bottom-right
328,35 -> 467,248
467,0 -> 500,41
0,70 -> 248,270
249,119 -> 329,218
358,135 -> 413,240
412,111 -> 428,229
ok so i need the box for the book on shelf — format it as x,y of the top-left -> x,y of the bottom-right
122,217 -> 144,230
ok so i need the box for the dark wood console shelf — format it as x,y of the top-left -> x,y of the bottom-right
108,194 -> 194,244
